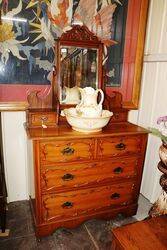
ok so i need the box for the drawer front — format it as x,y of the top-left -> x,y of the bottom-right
30,113 -> 57,126
42,182 -> 135,222
41,157 -> 138,192
97,136 -> 142,158
40,139 -> 95,165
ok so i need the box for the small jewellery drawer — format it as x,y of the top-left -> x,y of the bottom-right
41,157 -> 139,192
42,182 -> 135,222
28,112 -> 57,127
97,136 -> 142,158
40,139 -> 95,165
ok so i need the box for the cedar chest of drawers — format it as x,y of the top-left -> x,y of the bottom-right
26,122 -> 148,237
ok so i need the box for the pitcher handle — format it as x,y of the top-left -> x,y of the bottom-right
97,89 -> 104,106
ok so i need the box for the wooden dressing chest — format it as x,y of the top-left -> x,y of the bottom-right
24,10 -> 149,237
26,122 -> 148,237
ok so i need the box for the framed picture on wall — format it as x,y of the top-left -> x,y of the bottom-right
0,0 -> 149,110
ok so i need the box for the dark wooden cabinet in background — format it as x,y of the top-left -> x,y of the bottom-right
0,113 -> 7,233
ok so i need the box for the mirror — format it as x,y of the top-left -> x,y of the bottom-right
60,46 -> 98,104
55,25 -> 103,106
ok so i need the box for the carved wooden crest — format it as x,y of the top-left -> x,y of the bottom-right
60,25 -> 99,43
27,90 -> 53,109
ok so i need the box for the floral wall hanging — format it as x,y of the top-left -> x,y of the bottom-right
0,0 -> 148,109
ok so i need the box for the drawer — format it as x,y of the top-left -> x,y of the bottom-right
97,136 -> 142,158
40,139 -> 95,165
28,112 -> 57,127
41,157 -> 138,192
42,182 -> 135,222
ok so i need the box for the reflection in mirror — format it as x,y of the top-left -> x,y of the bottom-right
60,46 -> 98,104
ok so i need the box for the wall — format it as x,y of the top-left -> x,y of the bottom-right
1,0 -> 167,202
1,112 -> 28,202
129,0 -> 167,203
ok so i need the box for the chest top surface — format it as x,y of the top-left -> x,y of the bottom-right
25,122 -> 148,141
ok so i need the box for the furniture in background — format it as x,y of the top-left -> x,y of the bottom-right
111,215 -> 167,250
0,113 -> 7,233
149,142 -> 167,217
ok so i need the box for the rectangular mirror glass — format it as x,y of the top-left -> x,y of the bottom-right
60,46 -> 98,104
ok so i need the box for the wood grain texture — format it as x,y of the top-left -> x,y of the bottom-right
41,182 -> 135,222
97,136 -> 142,158
111,215 -> 167,250
26,121 -> 148,237
0,102 -> 28,111
60,25 -> 100,43
39,139 -> 95,164
27,90 -> 53,109
129,0 -> 149,109
33,203 -> 138,238
41,157 -> 139,193
106,0 -> 149,109
27,110 -> 58,128
25,122 -> 148,140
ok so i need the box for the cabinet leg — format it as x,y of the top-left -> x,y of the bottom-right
0,198 -> 7,233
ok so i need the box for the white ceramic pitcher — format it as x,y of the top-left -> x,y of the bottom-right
76,87 -> 104,117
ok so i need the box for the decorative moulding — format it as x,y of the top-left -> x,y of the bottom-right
60,25 -> 99,43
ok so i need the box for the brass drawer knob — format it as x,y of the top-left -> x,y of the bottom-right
110,193 -> 120,199
115,143 -> 126,150
113,167 -> 123,174
61,147 -> 75,155
62,201 -> 73,209
62,173 -> 74,181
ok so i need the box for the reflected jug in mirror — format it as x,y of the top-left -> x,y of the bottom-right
76,87 -> 104,118
62,86 -> 80,104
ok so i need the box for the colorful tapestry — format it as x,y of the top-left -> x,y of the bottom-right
0,0 -> 127,101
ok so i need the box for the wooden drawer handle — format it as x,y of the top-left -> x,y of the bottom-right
61,147 -> 75,155
62,173 -> 74,181
62,201 -> 73,209
113,167 -> 123,174
110,193 -> 120,199
115,143 -> 126,150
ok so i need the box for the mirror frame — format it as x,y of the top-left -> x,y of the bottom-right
104,0 -> 149,109
54,25 -> 103,107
